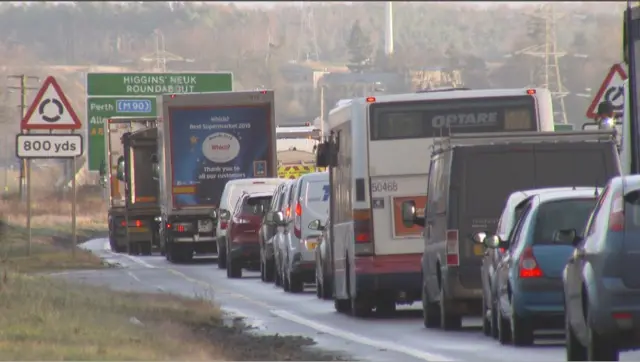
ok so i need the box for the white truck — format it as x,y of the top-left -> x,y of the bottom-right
156,90 -> 278,263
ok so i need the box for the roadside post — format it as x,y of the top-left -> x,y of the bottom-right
17,76 -> 83,256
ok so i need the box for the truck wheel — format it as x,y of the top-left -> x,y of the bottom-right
141,242 -> 152,256
108,234 -> 117,252
128,243 -> 139,256
350,296 -> 372,318
227,257 -> 242,278
288,272 -> 304,293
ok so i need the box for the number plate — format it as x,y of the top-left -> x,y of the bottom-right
306,241 -> 317,251
129,227 -> 149,233
473,244 -> 485,256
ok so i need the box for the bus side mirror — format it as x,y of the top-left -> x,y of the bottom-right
316,142 -> 330,168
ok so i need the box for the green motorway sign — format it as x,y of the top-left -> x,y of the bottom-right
86,72 -> 233,171
86,73 -> 233,96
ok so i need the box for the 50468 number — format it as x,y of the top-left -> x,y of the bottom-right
371,181 -> 398,193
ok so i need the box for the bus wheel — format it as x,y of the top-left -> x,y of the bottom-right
351,296 -> 372,318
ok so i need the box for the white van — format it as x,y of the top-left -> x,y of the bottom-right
216,178 -> 286,268
275,172 -> 330,293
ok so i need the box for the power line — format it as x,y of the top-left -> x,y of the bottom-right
517,4 -> 569,124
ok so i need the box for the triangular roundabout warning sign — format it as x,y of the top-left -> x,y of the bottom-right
586,64 -> 628,119
21,76 -> 82,130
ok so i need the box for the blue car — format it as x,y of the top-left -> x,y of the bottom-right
484,188 -> 598,346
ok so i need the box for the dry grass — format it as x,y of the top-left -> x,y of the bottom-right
0,192 -> 226,360
0,192 -> 107,273
0,192 -> 107,230
0,275 -> 225,361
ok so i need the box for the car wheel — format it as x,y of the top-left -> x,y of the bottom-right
510,301 -> 534,346
586,309 -> 619,361
490,298 -> 499,339
482,296 -> 492,337
565,305 -> 587,361
497,301 -> 512,345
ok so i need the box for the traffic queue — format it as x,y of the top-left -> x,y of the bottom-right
163,87 -> 635,361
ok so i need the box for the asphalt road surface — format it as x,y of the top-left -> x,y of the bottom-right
69,238 -> 640,362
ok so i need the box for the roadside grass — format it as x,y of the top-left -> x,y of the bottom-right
0,275 -> 225,361
0,193 -> 347,361
0,194 -> 107,273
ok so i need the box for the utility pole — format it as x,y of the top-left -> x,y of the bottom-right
6,75 -> 39,202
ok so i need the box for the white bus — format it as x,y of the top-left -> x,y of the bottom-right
316,87 -> 555,316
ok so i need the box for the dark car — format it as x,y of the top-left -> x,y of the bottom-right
477,187 -> 597,339
564,175 -> 640,361
487,189 -> 597,346
311,217 -> 332,300
224,192 -> 272,279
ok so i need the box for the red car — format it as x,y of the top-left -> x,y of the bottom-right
224,191 -> 273,279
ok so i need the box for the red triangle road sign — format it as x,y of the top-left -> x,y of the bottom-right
20,76 -> 82,130
585,64 -> 628,119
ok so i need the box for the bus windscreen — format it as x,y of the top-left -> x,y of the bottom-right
369,95 -> 537,141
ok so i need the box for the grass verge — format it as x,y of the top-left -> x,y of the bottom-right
0,275 -> 225,360
0,195 -> 348,361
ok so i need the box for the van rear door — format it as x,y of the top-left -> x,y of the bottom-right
453,145 -> 535,289
533,142 -> 619,187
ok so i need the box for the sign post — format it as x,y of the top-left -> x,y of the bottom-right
19,76 -> 83,256
85,72 -> 233,172
586,64 -> 629,120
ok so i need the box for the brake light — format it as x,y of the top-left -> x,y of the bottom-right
285,206 -> 291,218
135,220 -> 142,228
499,247 -> 505,253
526,89 -> 536,95
519,247 -> 543,278
221,221 -> 228,230
446,230 -> 459,266
166,223 -> 172,229
293,202 -> 302,238
353,209 -> 373,256
609,191 -> 624,232
120,220 -> 126,227
176,224 -> 185,232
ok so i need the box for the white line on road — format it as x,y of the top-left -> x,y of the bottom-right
127,271 -> 142,283
116,253 -> 157,269
270,309 -> 457,362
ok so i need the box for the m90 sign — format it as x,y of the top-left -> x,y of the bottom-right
116,99 -> 152,113
16,134 -> 83,158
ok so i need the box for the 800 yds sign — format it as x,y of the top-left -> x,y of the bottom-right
16,134 -> 83,159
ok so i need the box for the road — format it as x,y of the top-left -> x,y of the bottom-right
73,238 -> 640,362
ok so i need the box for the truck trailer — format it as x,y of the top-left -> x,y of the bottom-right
157,90 -> 277,263
105,117 -> 161,255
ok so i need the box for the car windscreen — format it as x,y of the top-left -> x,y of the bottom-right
242,196 -> 272,215
532,198 -> 596,245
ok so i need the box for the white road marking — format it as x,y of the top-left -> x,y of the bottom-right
117,253 -> 156,269
127,271 -> 142,283
270,309 -> 457,362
